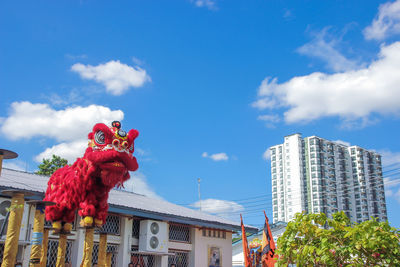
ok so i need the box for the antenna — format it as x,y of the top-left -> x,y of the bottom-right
197,178 -> 202,211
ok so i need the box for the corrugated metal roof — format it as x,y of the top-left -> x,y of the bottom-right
0,168 -> 258,233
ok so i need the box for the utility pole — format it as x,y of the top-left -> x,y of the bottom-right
197,178 -> 202,211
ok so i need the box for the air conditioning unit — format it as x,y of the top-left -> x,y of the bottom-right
139,220 -> 168,253
0,197 -> 29,241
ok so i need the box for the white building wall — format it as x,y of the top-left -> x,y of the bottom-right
191,228 -> 232,267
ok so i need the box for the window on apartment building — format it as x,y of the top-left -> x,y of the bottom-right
271,149 -> 276,155
351,148 -> 355,154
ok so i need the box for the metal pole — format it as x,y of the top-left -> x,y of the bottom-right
29,204 -> 45,266
40,228 -> 50,267
55,234 -> 67,267
98,233 -> 107,267
80,228 -> 94,267
197,178 -> 202,211
1,192 -> 25,267
105,252 -> 112,267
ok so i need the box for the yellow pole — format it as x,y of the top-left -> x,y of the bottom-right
40,228 -> 50,267
80,228 -> 94,267
29,204 -> 45,266
105,252 -> 112,267
55,234 -> 67,267
98,233 -> 107,267
1,192 -> 25,267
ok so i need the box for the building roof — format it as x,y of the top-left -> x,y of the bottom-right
232,221 -> 287,245
0,168 -> 258,233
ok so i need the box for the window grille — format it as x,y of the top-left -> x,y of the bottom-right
169,224 -> 190,243
131,246 -> 155,267
132,219 -> 140,238
92,243 -> 118,267
168,250 -> 189,267
46,239 -> 73,267
95,214 -> 120,235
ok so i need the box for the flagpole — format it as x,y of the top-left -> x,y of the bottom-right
197,178 -> 202,211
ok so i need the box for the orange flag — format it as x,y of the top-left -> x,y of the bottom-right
261,211 -> 277,267
240,214 -> 252,267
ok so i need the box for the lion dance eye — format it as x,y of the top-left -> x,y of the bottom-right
121,141 -> 129,150
94,131 -> 105,145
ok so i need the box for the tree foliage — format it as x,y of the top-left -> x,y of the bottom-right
277,212 -> 400,266
36,155 -> 68,176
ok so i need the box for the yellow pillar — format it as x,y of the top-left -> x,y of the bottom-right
105,252 -> 112,267
29,205 -> 45,266
40,229 -> 50,267
55,234 -> 67,267
1,192 -> 25,267
98,233 -> 107,267
80,228 -> 94,267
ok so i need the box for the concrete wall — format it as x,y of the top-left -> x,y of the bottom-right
191,228 -> 232,267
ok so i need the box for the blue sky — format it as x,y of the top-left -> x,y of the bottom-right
1,0 -> 400,228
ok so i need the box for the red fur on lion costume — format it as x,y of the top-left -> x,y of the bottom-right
44,121 -> 139,229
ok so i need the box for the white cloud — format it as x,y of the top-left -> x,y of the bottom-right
0,101 -> 124,162
386,189 -> 393,197
1,101 -> 123,142
71,60 -> 151,95
192,198 -> 244,215
252,42 -> 400,126
364,0 -> 400,40
297,28 -> 361,72
379,149 -> 400,167
202,152 -> 229,161
192,0 -> 217,10
263,149 -> 271,161
395,188 -> 400,203
3,160 -> 27,172
257,114 -> 281,128
35,140 -> 88,163
121,172 -> 162,200
385,177 -> 400,188
333,140 -> 351,147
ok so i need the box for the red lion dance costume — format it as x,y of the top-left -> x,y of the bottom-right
44,121 -> 139,232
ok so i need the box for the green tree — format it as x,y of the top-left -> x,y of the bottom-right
36,155 -> 68,176
277,211 -> 400,266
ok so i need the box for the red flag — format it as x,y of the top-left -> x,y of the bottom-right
240,214 -> 252,267
261,211 -> 277,267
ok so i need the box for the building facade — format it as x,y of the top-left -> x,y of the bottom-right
270,134 -> 387,224
0,168 -> 258,266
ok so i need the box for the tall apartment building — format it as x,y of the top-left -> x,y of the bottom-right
270,133 -> 387,224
